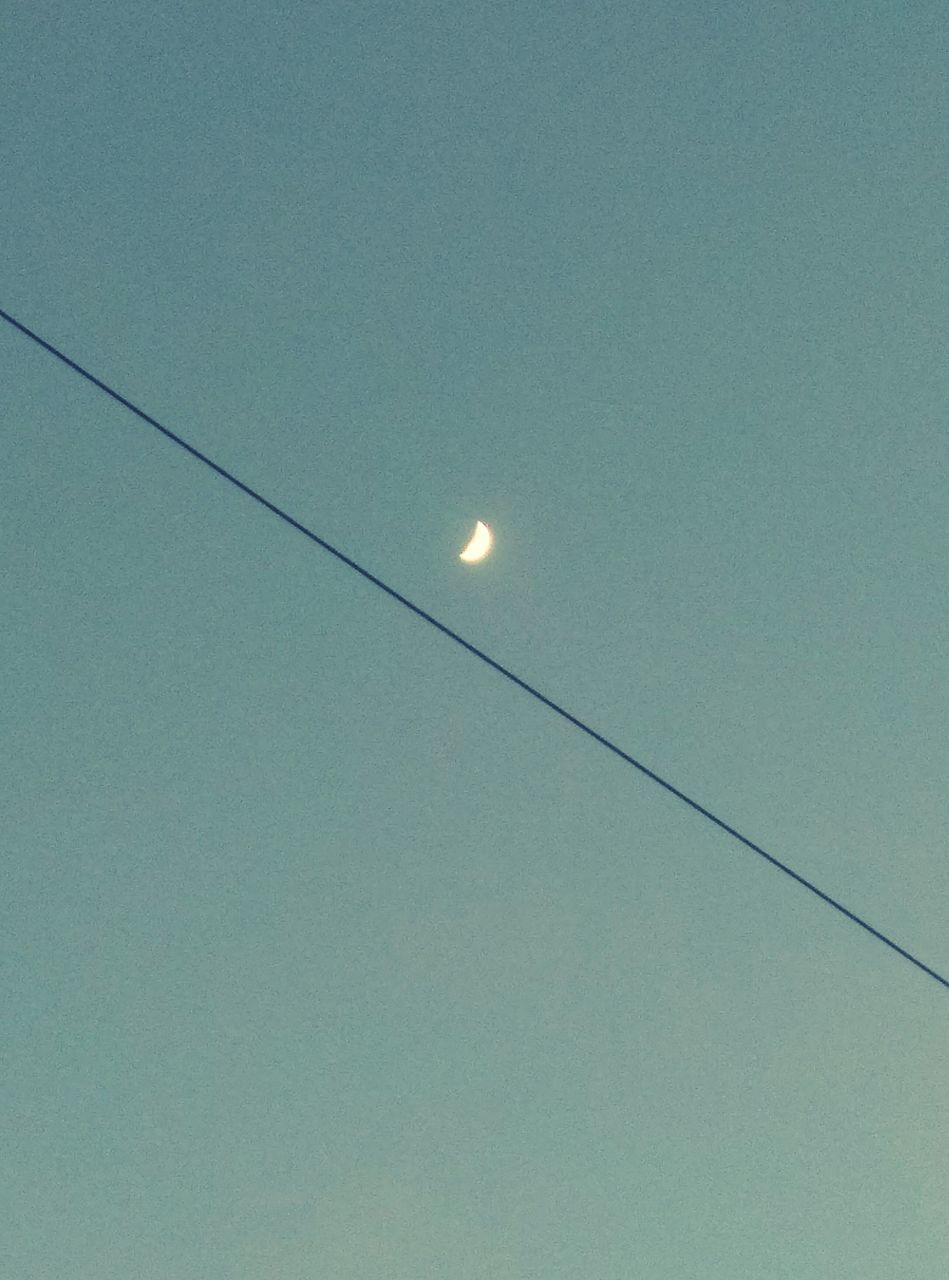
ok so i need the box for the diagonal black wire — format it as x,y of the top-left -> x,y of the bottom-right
3,303 -> 947,993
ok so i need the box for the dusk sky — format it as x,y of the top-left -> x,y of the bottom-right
3,1 -> 948,1276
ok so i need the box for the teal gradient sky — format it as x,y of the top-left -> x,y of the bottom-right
3,2 -> 948,1276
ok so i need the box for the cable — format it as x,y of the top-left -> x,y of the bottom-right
3,303 -> 946,993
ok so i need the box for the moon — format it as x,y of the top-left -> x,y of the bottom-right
459,520 -> 493,563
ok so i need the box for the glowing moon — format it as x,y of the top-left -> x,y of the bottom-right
459,520 -> 493,563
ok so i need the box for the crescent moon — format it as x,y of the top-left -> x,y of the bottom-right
459,520 -> 493,563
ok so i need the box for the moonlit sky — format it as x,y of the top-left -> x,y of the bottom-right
3,2 -> 948,1276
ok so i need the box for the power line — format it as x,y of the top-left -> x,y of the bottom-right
3,303 -> 946,994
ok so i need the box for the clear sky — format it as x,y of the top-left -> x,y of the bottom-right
2,2 -> 948,1276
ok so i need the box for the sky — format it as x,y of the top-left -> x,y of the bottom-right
2,1 -> 948,1276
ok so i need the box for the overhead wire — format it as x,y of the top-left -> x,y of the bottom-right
2,303 -> 946,994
